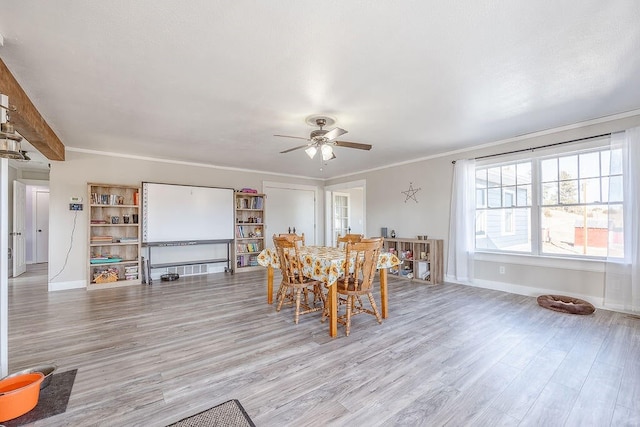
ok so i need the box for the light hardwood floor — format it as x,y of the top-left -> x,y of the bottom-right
7,266 -> 640,426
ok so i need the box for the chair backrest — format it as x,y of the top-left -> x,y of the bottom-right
337,233 -> 363,248
279,233 -> 305,247
344,238 -> 383,291
360,237 -> 384,245
273,235 -> 304,285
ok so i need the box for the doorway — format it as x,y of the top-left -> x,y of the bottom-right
325,180 -> 366,247
16,182 -> 50,272
332,192 -> 350,244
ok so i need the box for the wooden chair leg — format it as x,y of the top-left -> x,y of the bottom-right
368,293 -> 382,323
311,284 -> 325,309
345,295 -> 353,336
294,289 -> 302,324
276,284 -> 287,312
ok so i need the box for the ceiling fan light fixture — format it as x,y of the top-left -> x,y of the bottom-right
321,144 -> 334,161
305,145 -> 317,159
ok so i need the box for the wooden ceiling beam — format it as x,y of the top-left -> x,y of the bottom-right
0,57 -> 65,161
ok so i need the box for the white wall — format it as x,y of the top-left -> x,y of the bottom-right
43,111 -> 640,306
327,112 -> 640,307
348,188 -> 364,235
48,151 -> 323,290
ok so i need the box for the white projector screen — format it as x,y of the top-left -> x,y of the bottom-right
142,182 -> 234,243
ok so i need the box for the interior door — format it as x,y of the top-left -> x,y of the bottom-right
35,190 -> 49,263
12,180 -> 26,277
264,184 -> 316,248
332,193 -> 349,246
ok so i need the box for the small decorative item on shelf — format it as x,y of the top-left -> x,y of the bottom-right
390,230 -> 396,238
94,270 -> 119,283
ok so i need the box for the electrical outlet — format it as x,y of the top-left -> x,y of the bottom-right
499,266 -> 505,274
69,203 -> 83,211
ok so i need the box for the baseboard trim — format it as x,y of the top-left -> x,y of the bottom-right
49,280 -> 86,292
444,275 -> 604,310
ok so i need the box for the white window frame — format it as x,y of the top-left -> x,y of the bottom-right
501,190 -> 516,236
475,136 -> 620,261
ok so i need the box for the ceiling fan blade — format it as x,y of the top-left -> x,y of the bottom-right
323,127 -> 347,141
274,134 -> 310,141
334,140 -> 372,151
280,144 -> 310,154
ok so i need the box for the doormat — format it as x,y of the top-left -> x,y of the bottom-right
4,369 -> 77,427
167,399 -> 256,427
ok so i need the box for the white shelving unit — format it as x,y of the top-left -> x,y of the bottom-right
234,192 -> 265,272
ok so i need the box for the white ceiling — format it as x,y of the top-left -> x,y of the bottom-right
1,1 -> 639,179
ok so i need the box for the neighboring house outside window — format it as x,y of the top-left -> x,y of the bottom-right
476,162 -> 531,252
474,141 -> 623,259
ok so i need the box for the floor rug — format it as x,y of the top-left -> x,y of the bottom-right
4,369 -> 77,427
167,399 -> 256,427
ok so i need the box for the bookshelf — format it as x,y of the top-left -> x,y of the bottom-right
234,192 -> 265,272
88,183 -> 141,289
383,238 -> 443,284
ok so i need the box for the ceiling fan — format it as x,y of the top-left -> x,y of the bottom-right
275,116 -> 372,161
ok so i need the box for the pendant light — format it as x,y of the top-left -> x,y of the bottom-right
0,102 -> 24,160
0,121 -> 24,160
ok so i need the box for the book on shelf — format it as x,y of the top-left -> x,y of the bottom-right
118,237 -> 138,242
91,193 -> 126,205
251,197 -> 263,209
236,242 -> 261,253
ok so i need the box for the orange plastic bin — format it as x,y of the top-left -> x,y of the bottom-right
0,372 -> 44,422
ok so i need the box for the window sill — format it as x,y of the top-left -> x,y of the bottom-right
474,251 -> 605,273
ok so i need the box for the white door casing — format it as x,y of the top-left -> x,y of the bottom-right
35,190 -> 49,263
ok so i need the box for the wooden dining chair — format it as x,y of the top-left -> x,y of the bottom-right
336,233 -> 363,249
279,232 -> 305,247
331,238 -> 384,336
272,235 -> 324,324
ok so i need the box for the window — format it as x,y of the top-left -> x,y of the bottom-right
475,142 -> 623,259
475,162 -> 531,252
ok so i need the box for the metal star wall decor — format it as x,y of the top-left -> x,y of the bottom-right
402,182 -> 421,203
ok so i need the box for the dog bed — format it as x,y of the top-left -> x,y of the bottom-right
537,294 -> 595,315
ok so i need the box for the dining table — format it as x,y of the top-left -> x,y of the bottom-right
257,245 -> 401,337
